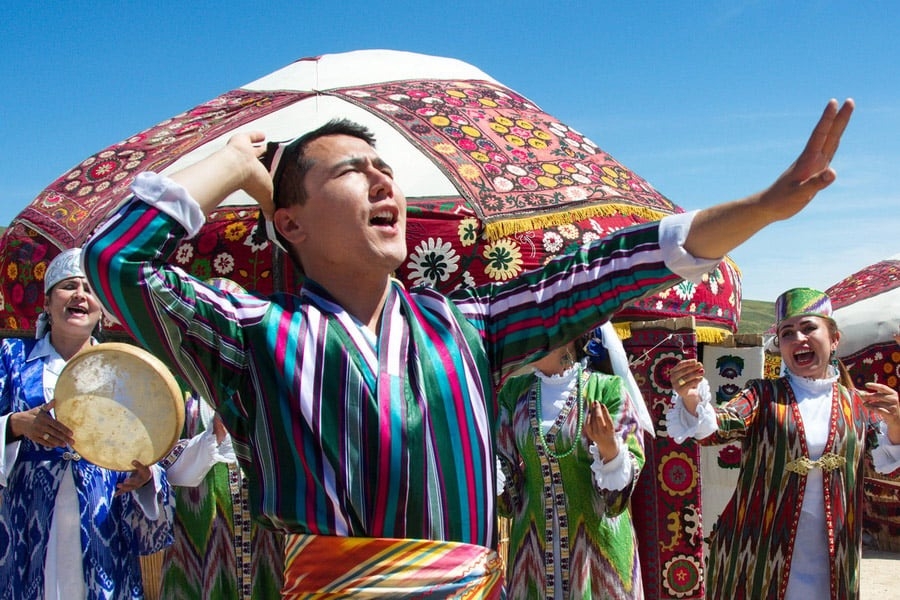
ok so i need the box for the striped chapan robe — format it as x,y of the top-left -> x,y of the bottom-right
497,371 -> 645,599
696,376 -> 897,600
82,173 -> 699,592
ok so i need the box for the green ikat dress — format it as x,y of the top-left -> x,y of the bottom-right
498,367 -> 645,599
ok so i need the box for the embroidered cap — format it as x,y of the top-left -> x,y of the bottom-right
37,248 -> 88,339
44,248 -> 84,293
774,287 -> 833,324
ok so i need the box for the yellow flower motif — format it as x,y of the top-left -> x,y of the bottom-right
515,119 -> 534,130
600,165 -> 630,189
460,125 -> 481,138
7,263 -> 18,280
490,123 -> 509,135
34,262 -> 46,281
483,239 -> 523,281
541,164 -> 561,175
536,176 -> 558,188
505,135 -> 525,147
458,218 -> 479,247
478,98 -> 498,108
533,130 -> 552,140
224,222 -> 248,242
429,115 -> 451,128
527,138 -> 548,150
470,152 -> 490,163
6,316 -> 17,329
457,164 -> 482,181
433,143 -> 457,155
494,116 -> 514,127
446,90 -> 467,98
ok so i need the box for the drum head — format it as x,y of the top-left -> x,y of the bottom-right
55,343 -> 185,471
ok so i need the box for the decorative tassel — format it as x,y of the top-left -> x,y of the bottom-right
481,203 -> 670,241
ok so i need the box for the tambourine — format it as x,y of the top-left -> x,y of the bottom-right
54,343 -> 185,471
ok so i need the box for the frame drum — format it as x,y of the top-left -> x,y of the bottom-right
55,343 -> 185,471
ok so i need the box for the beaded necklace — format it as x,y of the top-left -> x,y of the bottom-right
534,363 -> 586,459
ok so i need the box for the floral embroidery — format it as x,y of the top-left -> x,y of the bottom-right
482,239 -> 523,281
213,252 -> 235,275
175,244 -> 194,265
224,222 -> 247,242
542,231 -> 564,254
457,219 -> 479,247
407,238 -> 460,287
662,554 -> 702,597
659,451 -> 698,496
457,164 -> 481,181
717,444 -> 741,469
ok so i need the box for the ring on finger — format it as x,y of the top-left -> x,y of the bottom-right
677,378 -> 686,387
42,432 -> 50,441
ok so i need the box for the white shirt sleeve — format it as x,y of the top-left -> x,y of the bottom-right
872,424 -> 900,474
495,459 -> 506,496
165,428 -> 235,488
665,378 -> 719,443
132,464 -> 166,521
659,210 -> 722,283
130,171 -> 206,238
588,439 -> 633,491
0,414 -> 21,487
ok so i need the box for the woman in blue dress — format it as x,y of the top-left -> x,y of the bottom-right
0,248 -> 173,600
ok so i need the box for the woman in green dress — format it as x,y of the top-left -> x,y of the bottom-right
497,323 -> 646,599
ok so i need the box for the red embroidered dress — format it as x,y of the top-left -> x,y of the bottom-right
689,375 -> 897,600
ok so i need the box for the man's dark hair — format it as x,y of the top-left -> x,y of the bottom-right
272,119 -> 377,209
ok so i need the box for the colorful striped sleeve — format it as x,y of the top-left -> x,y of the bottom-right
82,198 -> 268,417
450,220 -> 680,385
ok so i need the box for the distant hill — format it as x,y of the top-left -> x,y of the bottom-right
737,299 -> 775,335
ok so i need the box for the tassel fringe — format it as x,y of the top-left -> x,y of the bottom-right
482,204 -> 670,241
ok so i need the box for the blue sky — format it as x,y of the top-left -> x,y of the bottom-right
2,1 -> 898,301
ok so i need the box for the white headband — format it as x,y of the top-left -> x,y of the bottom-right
256,139 -> 296,254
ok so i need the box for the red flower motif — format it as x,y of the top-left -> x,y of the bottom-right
717,444 -> 741,469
